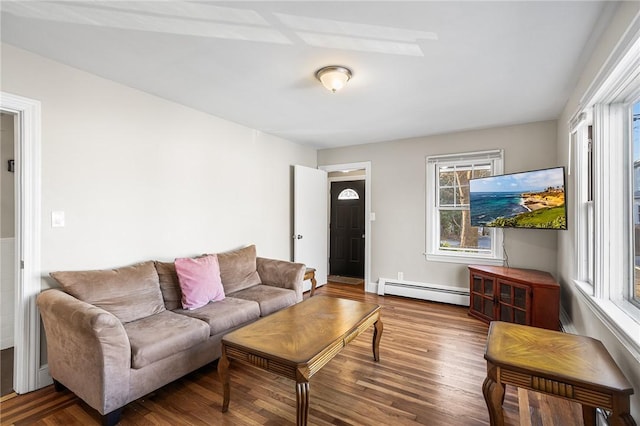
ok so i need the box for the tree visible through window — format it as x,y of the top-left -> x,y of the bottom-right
438,164 -> 491,251
426,150 -> 503,263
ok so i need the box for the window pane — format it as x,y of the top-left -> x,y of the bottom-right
439,169 -> 455,187
439,210 -> 491,252
473,166 -> 492,179
337,188 -> 359,200
633,101 -> 640,303
454,170 -> 471,207
438,166 -> 475,208
439,187 -> 455,206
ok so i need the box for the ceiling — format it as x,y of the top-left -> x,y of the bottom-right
1,1 -> 610,149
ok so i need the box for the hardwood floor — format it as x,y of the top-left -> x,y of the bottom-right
0,283 -> 582,425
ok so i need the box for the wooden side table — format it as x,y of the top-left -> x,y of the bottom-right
483,321 -> 635,426
304,267 -> 317,296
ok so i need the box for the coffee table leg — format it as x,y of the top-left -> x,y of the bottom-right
582,405 -> 596,425
295,368 -> 310,426
610,395 -> 634,426
218,347 -> 231,412
373,319 -> 383,361
482,363 -> 505,426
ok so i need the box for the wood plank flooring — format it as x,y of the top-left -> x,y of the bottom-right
0,282 -> 582,425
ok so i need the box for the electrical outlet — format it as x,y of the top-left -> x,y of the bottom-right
398,272 -> 404,281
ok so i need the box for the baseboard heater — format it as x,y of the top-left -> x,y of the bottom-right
377,278 -> 469,306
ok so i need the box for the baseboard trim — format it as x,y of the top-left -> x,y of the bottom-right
37,364 -> 52,390
559,307 -> 578,334
377,278 -> 469,306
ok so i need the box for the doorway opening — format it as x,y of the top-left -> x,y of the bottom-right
1,112 -> 17,397
1,91 -> 45,395
324,165 -> 369,291
329,178 -> 365,285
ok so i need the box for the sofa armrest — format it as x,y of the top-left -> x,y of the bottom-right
37,289 -> 131,415
256,257 -> 306,302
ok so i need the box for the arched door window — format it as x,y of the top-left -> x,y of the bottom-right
337,188 -> 360,200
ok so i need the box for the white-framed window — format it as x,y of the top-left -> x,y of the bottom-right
426,149 -> 504,265
572,119 -> 595,291
632,101 -> 639,307
571,25 -> 640,350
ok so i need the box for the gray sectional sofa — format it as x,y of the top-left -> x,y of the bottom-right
36,245 -> 305,425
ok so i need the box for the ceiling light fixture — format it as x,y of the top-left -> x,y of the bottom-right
315,66 -> 352,93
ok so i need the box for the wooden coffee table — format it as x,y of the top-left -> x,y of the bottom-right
218,295 -> 383,425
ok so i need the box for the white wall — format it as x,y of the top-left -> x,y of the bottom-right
556,2 -> 640,419
318,120 -> 559,290
0,44 -> 316,281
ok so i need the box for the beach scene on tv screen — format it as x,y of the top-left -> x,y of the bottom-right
470,168 -> 566,229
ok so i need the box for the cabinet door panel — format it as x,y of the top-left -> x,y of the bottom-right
469,274 -> 496,322
497,280 -> 531,325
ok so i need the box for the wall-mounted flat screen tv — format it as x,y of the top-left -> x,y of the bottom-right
469,167 -> 567,230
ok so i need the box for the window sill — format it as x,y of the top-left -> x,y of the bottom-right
426,253 -> 504,266
573,279 -> 640,362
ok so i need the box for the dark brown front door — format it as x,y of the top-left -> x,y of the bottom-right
330,180 -> 365,278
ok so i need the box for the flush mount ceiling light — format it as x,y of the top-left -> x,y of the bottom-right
315,66 -> 352,93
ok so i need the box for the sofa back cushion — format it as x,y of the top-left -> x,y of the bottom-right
50,261 -> 165,323
216,245 -> 261,294
154,261 -> 182,310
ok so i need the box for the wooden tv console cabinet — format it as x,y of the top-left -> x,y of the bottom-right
468,265 -> 560,330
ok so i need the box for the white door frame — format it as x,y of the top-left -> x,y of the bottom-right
319,162 -> 372,292
1,92 -> 43,393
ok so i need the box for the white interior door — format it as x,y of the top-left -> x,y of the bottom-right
293,165 -> 327,292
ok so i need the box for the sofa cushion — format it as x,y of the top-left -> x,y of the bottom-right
154,261 -> 182,311
174,297 -> 260,336
123,310 -> 209,369
216,245 -> 261,294
175,254 -> 225,310
229,285 -> 298,317
50,261 -> 165,324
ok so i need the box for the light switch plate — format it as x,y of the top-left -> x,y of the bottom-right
51,211 -> 65,227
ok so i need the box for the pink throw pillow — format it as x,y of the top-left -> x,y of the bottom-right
175,254 -> 225,310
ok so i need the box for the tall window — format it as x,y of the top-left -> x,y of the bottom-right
426,150 -> 503,264
633,100 -> 640,305
573,121 -> 594,289
572,29 -> 640,342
